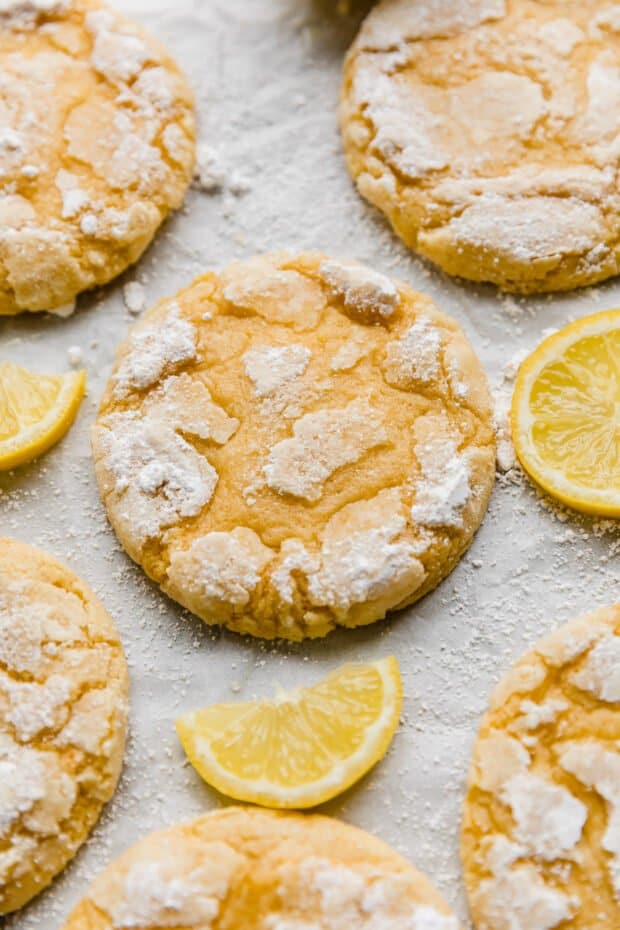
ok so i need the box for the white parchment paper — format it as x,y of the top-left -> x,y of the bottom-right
1,1 -> 619,926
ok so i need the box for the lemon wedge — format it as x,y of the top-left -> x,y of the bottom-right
511,309 -> 620,516
176,656 -> 402,809
0,361 -> 86,470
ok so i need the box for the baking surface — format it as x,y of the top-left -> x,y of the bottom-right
1,1 -> 619,926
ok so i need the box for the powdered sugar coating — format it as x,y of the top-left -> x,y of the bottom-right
557,740 -> 620,896
96,369 -> 239,556
93,252 -> 495,641
166,529 -> 273,616
93,408 -> 221,556
570,633 -> 620,702
500,773 -> 587,861
342,0 -> 620,293
264,399 -> 388,502
270,855 -> 460,930
243,344 -> 311,398
320,258 -> 399,320
0,539 -> 129,915
0,0 -> 195,315
472,861 -> 574,930
268,489 -> 427,620
462,607 -> 620,930
61,809 -> 463,930
91,838 -> 243,928
113,304 -> 197,396
411,416 -> 471,529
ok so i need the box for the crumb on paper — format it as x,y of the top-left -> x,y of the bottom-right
123,281 -> 146,315
67,345 -> 83,367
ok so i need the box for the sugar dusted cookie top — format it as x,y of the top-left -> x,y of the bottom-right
341,0 -> 620,294
462,606 -> 620,930
0,0 -> 195,315
92,251 -> 495,641
0,538 -> 129,915
61,807 -> 461,930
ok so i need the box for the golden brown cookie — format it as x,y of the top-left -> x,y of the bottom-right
61,807 -> 461,930
341,0 -> 620,293
0,538 -> 129,915
462,606 -> 620,930
0,0 -> 195,315
92,251 -> 495,641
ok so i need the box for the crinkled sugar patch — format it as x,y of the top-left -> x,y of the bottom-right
60,808 -> 462,930
0,538 -> 129,916
462,605 -> 620,930
0,0 -> 195,314
92,251 -> 495,641
341,0 -> 620,293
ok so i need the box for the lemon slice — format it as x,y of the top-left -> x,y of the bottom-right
176,656 -> 402,808
0,362 -> 86,470
511,309 -> 620,516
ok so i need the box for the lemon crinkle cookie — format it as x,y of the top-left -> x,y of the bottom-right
462,606 -> 620,930
341,0 -> 620,293
0,0 -> 195,315
61,807 -> 461,930
92,251 -> 495,641
0,538 -> 129,915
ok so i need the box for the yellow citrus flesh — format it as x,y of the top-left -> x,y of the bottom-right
176,656 -> 402,809
511,309 -> 620,516
0,362 -> 86,470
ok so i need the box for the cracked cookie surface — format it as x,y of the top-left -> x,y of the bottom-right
462,605 -> 620,930
92,251 -> 495,641
0,537 -> 129,915
0,0 -> 195,315
341,0 -> 620,293
61,807 -> 461,930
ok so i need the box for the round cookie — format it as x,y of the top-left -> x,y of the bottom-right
462,606 -> 620,930
0,538 -> 129,915
61,807 -> 461,929
92,251 -> 496,641
341,0 -> 620,294
0,0 -> 195,315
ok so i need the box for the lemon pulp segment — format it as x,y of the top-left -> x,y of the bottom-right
511,310 -> 620,515
176,656 -> 403,808
0,362 -> 86,470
